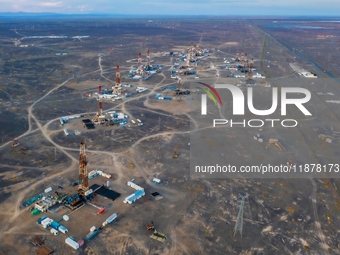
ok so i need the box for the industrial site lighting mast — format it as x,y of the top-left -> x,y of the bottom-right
78,140 -> 89,193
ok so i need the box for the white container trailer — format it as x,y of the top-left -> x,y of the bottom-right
137,119 -> 142,123
58,225 -> 68,234
50,228 -> 58,235
131,120 -> 136,124
127,181 -> 144,190
102,173 -> 111,179
44,187 -> 52,193
65,237 -> 79,250
106,213 -> 117,224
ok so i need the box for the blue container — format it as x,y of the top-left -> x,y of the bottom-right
51,221 -> 60,230
37,215 -> 47,224
86,229 -> 99,241
22,202 -> 27,207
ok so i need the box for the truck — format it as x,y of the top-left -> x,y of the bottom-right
85,229 -> 99,241
50,228 -> 59,235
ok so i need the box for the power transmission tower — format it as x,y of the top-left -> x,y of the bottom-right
233,193 -> 249,237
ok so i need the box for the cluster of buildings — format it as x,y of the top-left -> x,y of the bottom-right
124,180 -> 145,204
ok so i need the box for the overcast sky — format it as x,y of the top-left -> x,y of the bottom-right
1,0 -> 339,16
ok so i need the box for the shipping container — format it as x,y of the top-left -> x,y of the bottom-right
37,215 -> 47,224
102,173 -> 111,179
153,178 -> 161,184
44,187 -> 52,193
65,237 -> 79,250
63,129 -> 69,136
58,225 -> 68,234
136,119 -> 142,123
84,189 -> 93,196
106,213 -> 117,224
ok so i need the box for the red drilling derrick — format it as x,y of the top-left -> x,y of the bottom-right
78,140 -> 89,194
114,65 -> 121,93
98,101 -> 102,116
116,65 -> 121,86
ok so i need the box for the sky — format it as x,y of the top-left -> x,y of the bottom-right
1,0 -> 340,16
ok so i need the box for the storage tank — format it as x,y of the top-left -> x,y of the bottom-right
90,226 -> 96,232
44,187 -> 52,193
50,228 -> 58,235
65,237 -> 79,250
106,181 -> 110,187
63,215 -> 69,221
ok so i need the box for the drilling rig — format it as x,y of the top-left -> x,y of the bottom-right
136,52 -> 144,75
247,58 -> 254,80
92,85 -> 104,124
146,48 -> 151,70
113,65 -> 121,94
173,146 -> 178,158
78,140 -> 89,195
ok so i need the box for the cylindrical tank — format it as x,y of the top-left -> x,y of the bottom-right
90,226 -> 96,232
63,215 -> 69,221
106,181 -> 110,187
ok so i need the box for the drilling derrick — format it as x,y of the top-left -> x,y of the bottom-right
235,51 -> 240,62
146,48 -> 151,69
247,58 -> 254,80
137,52 -> 143,74
177,76 -> 183,102
113,65 -> 121,94
78,140 -> 89,194
92,85 -> 103,123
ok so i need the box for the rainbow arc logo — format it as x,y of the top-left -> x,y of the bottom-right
197,82 -> 222,107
